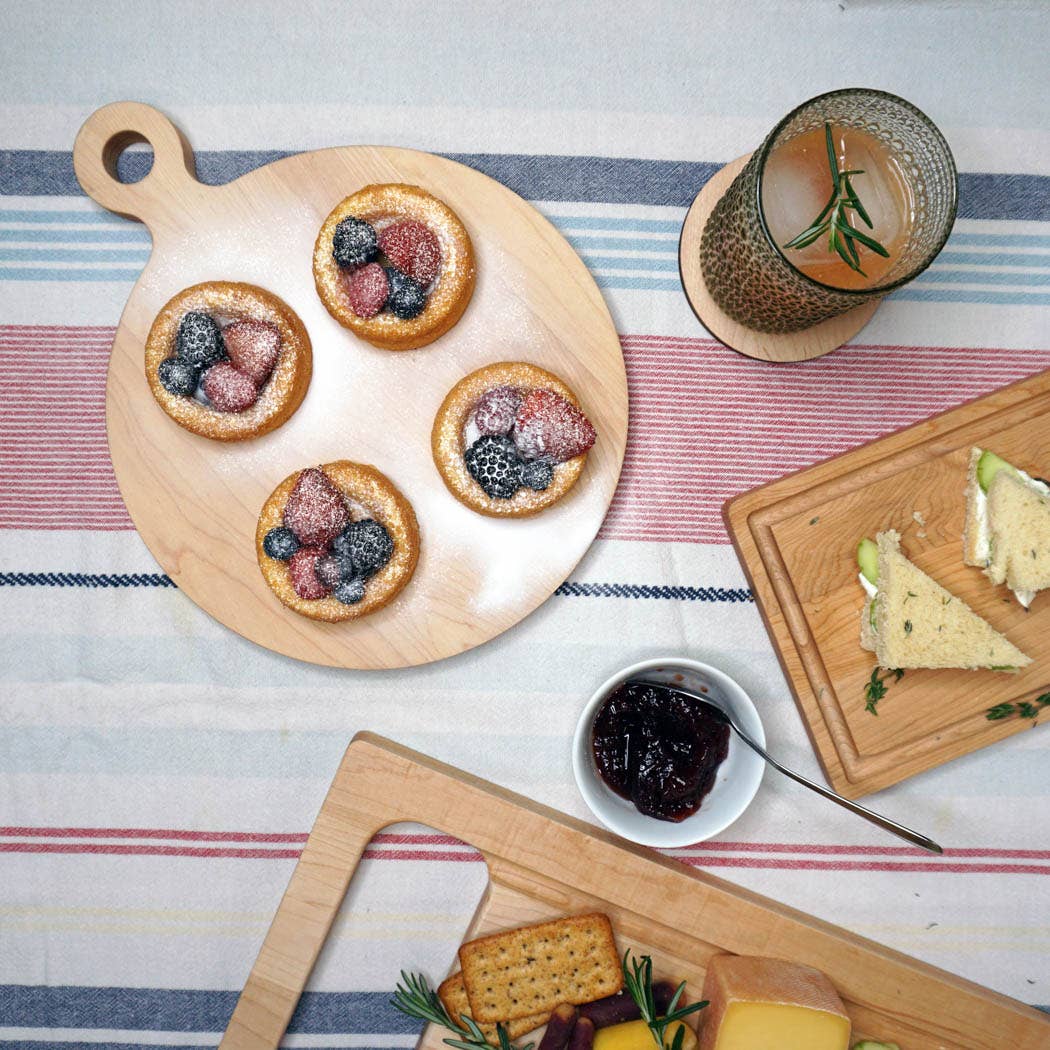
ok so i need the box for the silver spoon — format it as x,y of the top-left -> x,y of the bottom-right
629,677 -> 943,855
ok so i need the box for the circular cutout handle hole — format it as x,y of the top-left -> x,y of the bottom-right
102,131 -> 155,185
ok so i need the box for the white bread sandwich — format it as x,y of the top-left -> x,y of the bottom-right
858,529 -> 1030,671
964,447 -> 1050,608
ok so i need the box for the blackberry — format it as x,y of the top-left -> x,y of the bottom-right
465,435 -> 523,499
334,577 -> 366,605
332,519 -> 394,577
175,311 -> 226,370
385,267 -> 427,319
157,355 -> 199,396
332,216 -> 378,269
522,458 -> 555,492
263,526 -> 300,561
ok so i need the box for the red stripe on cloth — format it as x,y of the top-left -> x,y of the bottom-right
4,328 -> 1050,538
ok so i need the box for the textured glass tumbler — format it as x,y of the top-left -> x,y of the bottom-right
700,88 -> 957,334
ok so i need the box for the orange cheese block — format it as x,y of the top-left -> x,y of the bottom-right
697,956 -> 851,1050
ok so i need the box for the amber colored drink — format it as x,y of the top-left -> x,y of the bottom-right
761,124 -> 915,290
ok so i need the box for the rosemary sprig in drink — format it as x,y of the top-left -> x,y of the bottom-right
782,122 -> 891,276
621,951 -> 707,1050
391,971 -> 534,1050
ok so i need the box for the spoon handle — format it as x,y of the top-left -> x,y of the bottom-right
732,730 -> 943,854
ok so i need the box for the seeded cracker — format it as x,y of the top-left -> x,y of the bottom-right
458,913 -> 621,1023
438,972 -> 547,1045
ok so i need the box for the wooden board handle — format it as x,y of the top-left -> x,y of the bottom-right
73,101 -> 203,227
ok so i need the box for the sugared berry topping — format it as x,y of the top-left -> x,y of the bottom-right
344,262 -> 389,318
465,435 -> 523,499
522,458 -> 555,492
379,220 -> 441,286
386,267 -> 427,319
158,356 -> 199,397
473,386 -> 522,437
223,320 -> 281,385
176,311 -> 226,369
201,361 -> 259,413
514,389 -> 596,463
332,216 -> 379,269
314,552 -> 348,590
334,577 -> 366,605
332,519 -> 394,577
282,467 -> 350,547
263,526 -> 300,561
288,547 -> 332,600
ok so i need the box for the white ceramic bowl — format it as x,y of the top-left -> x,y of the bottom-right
572,657 -> 765,848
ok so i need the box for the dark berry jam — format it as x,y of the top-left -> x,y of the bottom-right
591,681 -> 730,822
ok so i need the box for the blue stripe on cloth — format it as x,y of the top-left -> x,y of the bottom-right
0,573 -> 753,602
0,267 -> 144,281
888,287 -> 1050,306
0,984 -> 417,1035
914,268 -> 1050,287
0,226 -> 149,242
2,149 -> 1049,220
0,247 -> 150,262
936,250 -> 1050,268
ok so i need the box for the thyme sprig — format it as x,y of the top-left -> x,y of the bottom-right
783,123 -> 891,275
391,972 -> 534,1050
621,951 -> 707,1050
864,666 -> 904,716
986,692 -> 1050,723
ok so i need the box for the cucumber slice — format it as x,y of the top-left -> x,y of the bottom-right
976,449 -> 1018,493
857,537 -> 879,586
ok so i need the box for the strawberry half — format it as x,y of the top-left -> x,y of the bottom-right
378,220 -> 441,285
344,262 -> 389,318
282,467 -> 349,547
201,361 -> 259,413
513,389 -> 596,463
223,320 -> 282,385
288,547 -> 331,600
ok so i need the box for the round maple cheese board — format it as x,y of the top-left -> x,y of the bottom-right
73,102 -> 628,670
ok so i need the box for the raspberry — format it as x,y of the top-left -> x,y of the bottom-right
378,220 -> 441,285
332,216 -> 378,269
282,467 -> 350,547
343,262 -> 389,318
201,362 -> 259,413
176,311 -> 226,369
288,547 -> 331,600
223,320 -> 281,384
473,386 -> 522,437
465,436 -> 523,499
514,389 -> 596,463
314,552 -> 348,590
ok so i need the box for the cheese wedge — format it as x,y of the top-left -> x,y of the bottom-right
697,956 -> 850,1050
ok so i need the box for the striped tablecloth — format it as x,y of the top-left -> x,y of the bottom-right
2,2 -> 1048,1044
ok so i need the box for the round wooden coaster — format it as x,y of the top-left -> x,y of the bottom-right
678,153 -> 882,363
74,102 -> 628,670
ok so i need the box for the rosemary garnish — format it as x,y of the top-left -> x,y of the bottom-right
783,123 -> 890,275
622,951 -> 707,1050
392,972 -> 534,1050
864,666 -> 904,716
986,692 -> 1050,723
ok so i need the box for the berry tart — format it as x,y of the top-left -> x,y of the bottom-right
145,282 -> 312,441
256,461 -> 419,622
313,183 -> 475,351
432,362 -> 597,517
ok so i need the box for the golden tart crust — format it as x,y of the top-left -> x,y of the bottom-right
256,461 -> 419,623
432,362 -> 589,518
313,183 -> 475,351
145,281 -> 312,441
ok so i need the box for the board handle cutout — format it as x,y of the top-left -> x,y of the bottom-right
73,101 -> 202,227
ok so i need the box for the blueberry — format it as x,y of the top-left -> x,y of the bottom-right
334,577 -> 366,605
465,435 -> 523,500
332,216 -> 378,269
263,526 -> 300,561
175,311 -> 226,369
333,519 -> 394,577
385,267 -> 427,319
522,458 -> 555,492
157,355 -> 200,396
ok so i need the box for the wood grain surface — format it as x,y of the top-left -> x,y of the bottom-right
219,735 -> 1050,1050
73,102 -> 628,669
725,369 -> 1050,797
678,153 -> 881,362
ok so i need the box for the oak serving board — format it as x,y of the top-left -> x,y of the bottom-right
724,368 -> 1050,798
73,102 -> 628,669
219,735 -> 1048,1050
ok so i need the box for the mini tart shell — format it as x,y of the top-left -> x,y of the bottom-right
256,461 -> 420,623
313,183 -> 476,351
432,362 -> 589,518
145,281 -> 312,442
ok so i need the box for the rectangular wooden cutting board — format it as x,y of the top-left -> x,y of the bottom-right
724,368 -> 1050,799
219,735 -> 1048,1050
